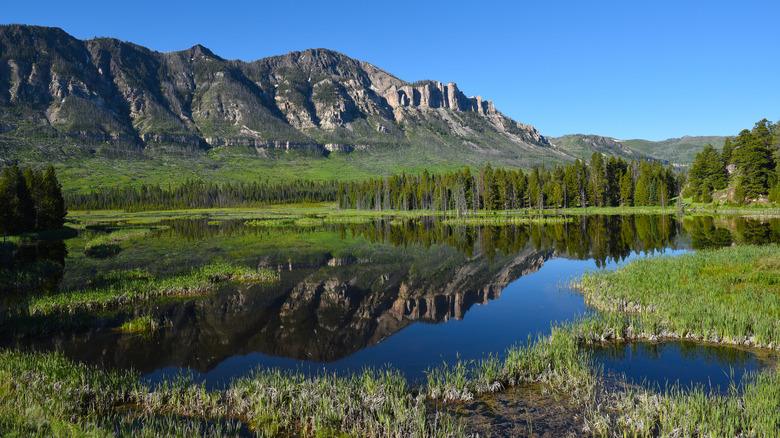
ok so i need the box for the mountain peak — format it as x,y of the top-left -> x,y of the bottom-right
0,24 -> 565,173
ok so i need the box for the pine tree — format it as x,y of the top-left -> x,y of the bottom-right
721,137 -> 733,166
619,171 -> 633,206
588,152 -> 607,207
634,178 -> 649,206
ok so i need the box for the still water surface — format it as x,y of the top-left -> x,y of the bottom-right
4,214 -> 780,390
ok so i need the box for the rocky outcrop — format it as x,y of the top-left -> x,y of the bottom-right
141,134 -> 208,149
67,130 -> 140,146
382,81 -> 497,116
206,137 -> 324,152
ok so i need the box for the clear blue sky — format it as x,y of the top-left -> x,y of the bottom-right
4,0 -> 778,141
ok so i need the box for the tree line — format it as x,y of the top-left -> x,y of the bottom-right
337,154 -> 681,212
0,163 -> 67,236
686,118 -> 780,203
66,179 -> 340,211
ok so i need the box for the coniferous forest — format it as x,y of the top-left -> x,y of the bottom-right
66,180 -> 340,211
0,163 -> 67,236
337,155 -> 680,212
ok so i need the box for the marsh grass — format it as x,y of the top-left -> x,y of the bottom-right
567,244 -> 780,436
575,244 -> 780,349
0,350 -> 463,437
582,367 -> 780,437
425,327 -> 598,405
0,350 -> 138,437
223,368 -> 464,437
28,263 -> 279,316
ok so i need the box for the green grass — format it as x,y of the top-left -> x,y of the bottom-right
0,349 -> 463,437
425,327 -> 597,404
575,244 -> 780,348
558,244 -> 780,436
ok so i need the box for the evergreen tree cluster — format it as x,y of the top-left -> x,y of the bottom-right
685,118 -> 780,204
66,179 -> 339,211
685,144 -> 728,202
0,164 -> 67,236
338,154 -> 679,212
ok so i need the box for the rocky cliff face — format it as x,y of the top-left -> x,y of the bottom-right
0,24 -> 558,161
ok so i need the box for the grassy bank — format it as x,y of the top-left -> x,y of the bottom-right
575,244 -> 780,349
0,350 -> 463,437
6,313 -> 778,437
565,244 -> 780,435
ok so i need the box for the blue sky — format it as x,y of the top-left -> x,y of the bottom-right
4,1 -> 778,140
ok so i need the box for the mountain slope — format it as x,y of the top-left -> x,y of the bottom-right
549,134 -> 645,161
620,136 -> 728,165
550,134 -> 729,165
0,25 -> 576,191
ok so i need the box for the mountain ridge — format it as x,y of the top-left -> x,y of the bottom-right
0,24 -> 719,191
550,133 -> 729,166
0,25 -> 556,158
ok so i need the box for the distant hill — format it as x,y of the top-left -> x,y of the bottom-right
549,134 -> 645,161
550,134 -> 729,166
620,136 -> 729,165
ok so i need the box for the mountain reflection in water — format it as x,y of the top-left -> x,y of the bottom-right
3,214 -> 780,386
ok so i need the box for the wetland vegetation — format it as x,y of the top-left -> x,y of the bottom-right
2,211 -> 780,436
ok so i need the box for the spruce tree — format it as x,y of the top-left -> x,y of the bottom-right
619,171 -> 633,206
721,138 -> 733,166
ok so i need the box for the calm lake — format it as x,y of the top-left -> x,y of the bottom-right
3,214 -> 779,392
